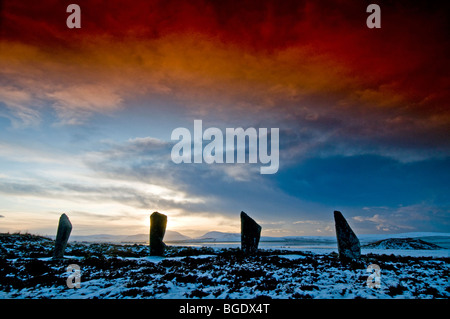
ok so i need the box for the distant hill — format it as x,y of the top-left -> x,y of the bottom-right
51,230 -> 450,246
363,238 -> 443,250
123,231 -> 191,243
190,231 -> 297,242
65,230 -> 191,243
193,231 -> 241,242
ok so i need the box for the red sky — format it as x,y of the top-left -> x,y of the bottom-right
1,0 -> 449,150
2,0 -> 448,113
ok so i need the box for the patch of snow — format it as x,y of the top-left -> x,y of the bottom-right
277,254 -> 308,260
2,233 -> 449,299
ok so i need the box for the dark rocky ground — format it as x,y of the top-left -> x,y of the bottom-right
0,233 -> 449,299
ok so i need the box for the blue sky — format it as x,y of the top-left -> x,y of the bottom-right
0,102 -> 448,237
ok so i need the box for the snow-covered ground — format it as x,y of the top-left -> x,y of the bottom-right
1,233 -> 449,299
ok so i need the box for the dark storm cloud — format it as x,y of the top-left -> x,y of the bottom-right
81,136 -> 313,219
351,205 -> 450,233
276,155 -> 450,208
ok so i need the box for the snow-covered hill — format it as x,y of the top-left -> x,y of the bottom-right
362,238 -> 443,250
1,233 -> 449,299
193,231 -> 241,242
62,230 -> 191,243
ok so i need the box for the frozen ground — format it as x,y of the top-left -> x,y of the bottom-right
0,233 -> 449,299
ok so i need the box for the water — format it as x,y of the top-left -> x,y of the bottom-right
168,241 -> 337,251
168,241 -> 450,257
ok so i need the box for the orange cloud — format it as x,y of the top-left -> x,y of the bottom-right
0,0 -> 448,148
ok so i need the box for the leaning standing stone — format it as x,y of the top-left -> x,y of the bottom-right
149,212 -> 167,256
334,210 -> 361,261
240,211 -> 262,255
53,213 -> 72,259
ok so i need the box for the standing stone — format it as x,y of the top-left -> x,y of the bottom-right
149,212 -> 167,256
53,213 -> 72,259
334,210 -> 361,261
240,211 -> 262,255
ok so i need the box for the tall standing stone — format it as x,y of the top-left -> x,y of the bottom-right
240,211 -> 262,255
334,210 -> 361,261
150,212 -> 167,256
53,213 -> 72,259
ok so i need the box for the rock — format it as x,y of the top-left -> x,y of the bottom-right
334,210 -> 361,261
53,213 -> 72,258
240,211 -> 262,255
149,212 -> 167,256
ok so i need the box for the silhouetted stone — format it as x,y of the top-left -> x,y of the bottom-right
150,212 -> 167,256
241,211 -> 262,255
53,213 -> 72,259
334,210 -> 361,261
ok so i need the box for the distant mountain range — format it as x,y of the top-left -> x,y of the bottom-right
63,230 -> 190,243
61,230 -> 450,248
